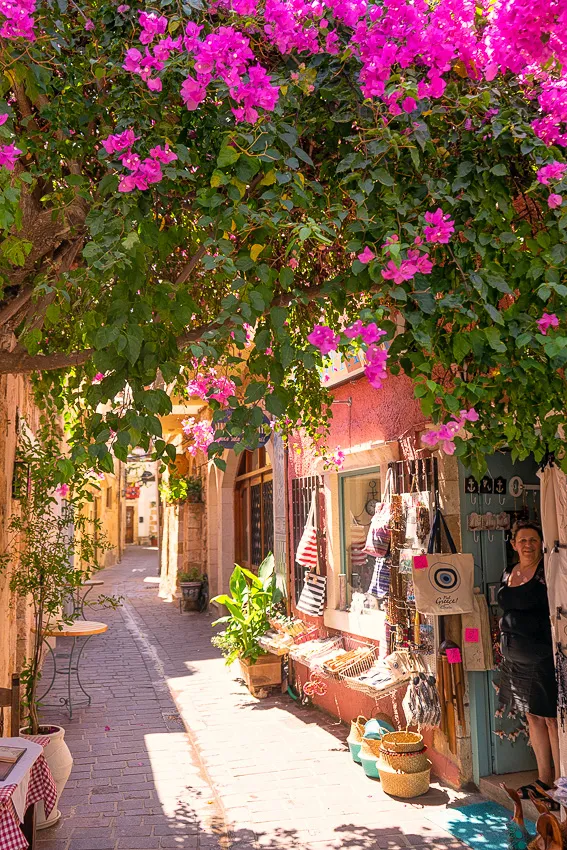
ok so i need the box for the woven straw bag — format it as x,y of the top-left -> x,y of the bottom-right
379,745 -> 429,773
378,762 -> 431,798
349,715 -> 368,742
361,736 -> 383,757
380,731 -> 424,753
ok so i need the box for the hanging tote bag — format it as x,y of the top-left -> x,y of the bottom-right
296,491 -> 319,570
363,468 -> 393,558
411,510 -> 474,615
297,572 -> 327,616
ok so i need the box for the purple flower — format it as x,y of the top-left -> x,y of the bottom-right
117,4 -> 129,11
0,113 -> 9,126
307,324 -> 340,356
537,161 -> 567,186
181,76 -> 207,111
357,246 -> 375,264
381,259 -> 418,284
149,144 -> 177,164
424,208 -> 455,244
0,143 -> 21,170
360,323 -> 386,345
344,320 -> 364,339
548,193 -> 563,209
401,96 -> 417,113
101,129 -> 137,155
84,18 -> 94,30
537,313 -> 559,335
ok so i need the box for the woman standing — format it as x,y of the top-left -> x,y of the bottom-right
498,521 -> 559,801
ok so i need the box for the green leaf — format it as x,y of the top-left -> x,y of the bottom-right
217,144 -> 240,168
374,168 -> 394,186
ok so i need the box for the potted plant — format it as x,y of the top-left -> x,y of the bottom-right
178,566 -> 204,611
0,427 -> 112,828
159,473 -> 202,504
211,554 -> 283,695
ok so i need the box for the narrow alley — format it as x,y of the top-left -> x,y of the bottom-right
38,548 -> 477,850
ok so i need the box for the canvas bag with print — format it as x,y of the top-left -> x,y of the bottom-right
412,510 -> 474,615
363,468 -> 393,558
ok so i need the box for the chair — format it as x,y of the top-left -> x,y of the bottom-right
0,673 -> 21,736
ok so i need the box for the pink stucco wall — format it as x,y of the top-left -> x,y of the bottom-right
289,371 -> 425,478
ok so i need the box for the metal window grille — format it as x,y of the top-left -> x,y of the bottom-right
291,475 -> 325,603
388,457 -> 438,497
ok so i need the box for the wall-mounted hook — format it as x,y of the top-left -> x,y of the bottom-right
499,494 -> 505,506
470,493 -> 477,506
487,529 -> 494,543
484,494 -> 492,506
473,529 -> 479,544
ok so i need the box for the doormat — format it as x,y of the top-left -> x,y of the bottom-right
431,802 -> 535,850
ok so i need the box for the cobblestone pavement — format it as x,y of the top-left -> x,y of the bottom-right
38,547 -> 478,850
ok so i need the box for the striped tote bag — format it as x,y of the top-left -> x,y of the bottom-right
296,492 -> 318,570
297,572 -> 327,617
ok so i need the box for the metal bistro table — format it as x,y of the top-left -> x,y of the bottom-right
66,579 -> 104,620
38,621 -> 108,719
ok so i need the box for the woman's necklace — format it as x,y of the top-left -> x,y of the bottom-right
514,560 -> 539,584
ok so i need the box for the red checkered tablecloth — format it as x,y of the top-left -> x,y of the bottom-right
0,736 -> 57,850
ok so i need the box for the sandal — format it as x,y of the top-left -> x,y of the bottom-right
533,780 -> 560,811
517,783 -> 543,800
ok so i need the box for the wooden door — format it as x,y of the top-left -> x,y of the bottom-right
126,506 -> 134,544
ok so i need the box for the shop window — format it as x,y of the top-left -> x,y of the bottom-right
340,469 -> 381,604
234,449 -> 273,569
291,475 -> 324,603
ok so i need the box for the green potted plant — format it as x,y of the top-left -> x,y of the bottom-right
211,554 -> 283,695
159,474 -> 202,504
178,565 -> 204,610
0,427 -> 112,828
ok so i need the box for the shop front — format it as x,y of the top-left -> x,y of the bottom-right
285,367 -> 473,789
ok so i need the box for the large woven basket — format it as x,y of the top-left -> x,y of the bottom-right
349,715 -> 368,742
378,762 -> 431,798
379,744 -> 429,773
379,731 -> 424,753
362,736 -> 383,757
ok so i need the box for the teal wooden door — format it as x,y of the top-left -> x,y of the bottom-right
460,452 -> 539,777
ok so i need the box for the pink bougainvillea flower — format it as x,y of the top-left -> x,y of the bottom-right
0,143 -> 21,170
357,246 -> 375,264
180,76 -> 207,111
182,418 -> 215,456
149,144 -> 177,164
0,113 -> 9,126
423,208 -> 455,243
537,312 -> 560,335
401,96 -> 417,113
360,323 -> 386,345
307,324 -> 340,355
548,193 -> 563,208
364,343 -> 388,389
56,483 -> 70,497
84,18 -> 94,30
381,259 -> 417,284
536,161 -> 567,185
288,258 -> 298,269
421,408 -> 478,454
344,320 -> 364,339
91,372 -> 104,384
117,4 -> 130,11
459,408 -> 479,422
101,129 -> 137,155
407,249 -> 434,274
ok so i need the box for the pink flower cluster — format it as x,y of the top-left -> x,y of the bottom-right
0,142 -> 21,170
101,130 -> 177,193
382,249 -> 434,284
365,344 -> 388,389
421,408 -> 479,455
344,320 -> 385,345
0,0 -> 35,39
537,313 -> 559,335
537,161 -> 567,185
186,371 -> 236,406
123,18 -> 183,93
423,208 -> 455,244
307,324 -> 340,355
181,417 -> 215,455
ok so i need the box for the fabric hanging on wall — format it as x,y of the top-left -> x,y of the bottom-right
538,464 -> 567,772
367,556 -> 391,598
350,516 -> 369,567
363,468 -> 393,558
296,572 -> 326,617
461,590 -> 494,671
296,491 -> 318,570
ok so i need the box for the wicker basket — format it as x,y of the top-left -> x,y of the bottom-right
362,736 -> 383,757
379,745 -> 429,773
349,715 -> 368,742
378,762 -> 431,798
379,731 -> 424,753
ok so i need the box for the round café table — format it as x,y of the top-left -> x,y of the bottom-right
38,621 -> 108,719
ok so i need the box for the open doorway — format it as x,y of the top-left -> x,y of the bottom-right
461,452 -> 541,792
126,505 -> 135,544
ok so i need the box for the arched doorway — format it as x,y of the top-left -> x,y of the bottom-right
234,448 -> 274,570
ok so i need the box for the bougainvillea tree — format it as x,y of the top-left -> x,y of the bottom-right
0,0 -> 566,476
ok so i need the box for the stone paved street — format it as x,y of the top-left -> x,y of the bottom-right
38,547 -> 478,850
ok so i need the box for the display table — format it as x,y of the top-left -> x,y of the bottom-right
38,621 -> 108,719
0,736 -> 57,850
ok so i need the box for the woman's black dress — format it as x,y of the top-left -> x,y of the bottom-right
497,559 -> 557,717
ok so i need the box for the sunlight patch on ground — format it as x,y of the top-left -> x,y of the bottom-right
143,576 -> 161,583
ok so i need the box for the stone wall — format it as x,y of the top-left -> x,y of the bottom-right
0,374 -> 42,725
